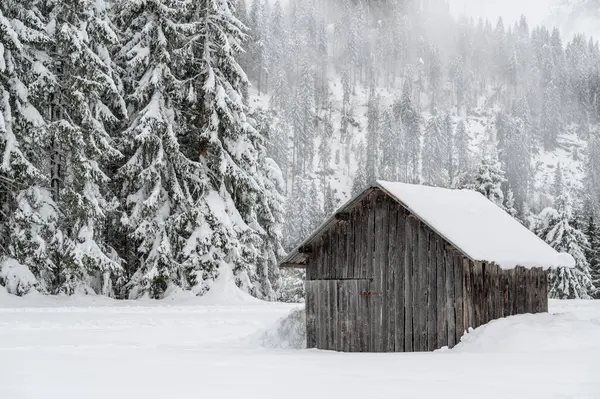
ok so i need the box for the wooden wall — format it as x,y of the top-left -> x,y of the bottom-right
305,189 -> 548,352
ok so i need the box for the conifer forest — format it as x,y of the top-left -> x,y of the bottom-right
1,0 -> 600,301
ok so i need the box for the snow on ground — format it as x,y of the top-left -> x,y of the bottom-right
1,289 -> 599,399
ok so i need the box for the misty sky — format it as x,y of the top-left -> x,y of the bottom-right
447,0 -> 600,39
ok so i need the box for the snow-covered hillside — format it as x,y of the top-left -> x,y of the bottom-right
1,291 -> 599,398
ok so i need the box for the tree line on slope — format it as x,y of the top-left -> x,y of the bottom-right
0,0 -> 285,300
239,0 -> 600,299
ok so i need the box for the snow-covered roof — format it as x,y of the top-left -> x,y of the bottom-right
280,181 -> 575,270
376,181 -> 575,270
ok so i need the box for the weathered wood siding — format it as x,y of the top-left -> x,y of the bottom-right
304,188 -> 548,352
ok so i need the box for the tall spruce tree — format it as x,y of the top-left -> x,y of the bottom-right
585,215 -> 600,298
173,0 -> 284,299
538,193 -> 594,299
422,109 -> 448,186
44,0 -> 127,295
0,0 -> 55,295
470,142 -> 506,208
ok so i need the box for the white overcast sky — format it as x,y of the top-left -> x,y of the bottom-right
447,0 -> 600,39
447,0 -> 555,26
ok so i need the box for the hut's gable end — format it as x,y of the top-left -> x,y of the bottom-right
305,189 -> 472,352
307,190 -> 381,281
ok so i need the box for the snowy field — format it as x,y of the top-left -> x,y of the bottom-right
1,290 -> 599,399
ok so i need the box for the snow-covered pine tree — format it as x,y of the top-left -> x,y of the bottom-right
248,0 -> 267,94
470,141 -> 506,208
379,107 -> 403,181
323,182 -> 337,216
173,0 -> 284,299
115,0 -> 207,298
444,113 -> 455,183
584,133 -> 600,214
541,80 -> 561,150
398,77 -> 421,183
454,119 -> 470,178
365,93 -> 380,183
352,140 -> 367,196
290,58 -> 315,180
585,215 -> 600,298
268,1 -> 290,114
43,0 -> 127,295
283,176 -> 320,251
537,193 -> 594,299
0,0 -> 56,295
499,103 -> 533,211
505,189 -> 518,219
422,109 -> 448,186
553,162 -> 564,199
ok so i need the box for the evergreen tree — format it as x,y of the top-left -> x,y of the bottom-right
470,142 -> 506,207
366,93 -> 380,183
585,215 -> 600,298
0,0 -> 55,294
505,189 -> 518,219
174,0 -> 284,299
290,59 -> 315,179
553,162 -> 564,199
454,119 -> 470,177
352,141 -> 367,196
283,176 -> 321,250
541,80 -> 561,150
379,108 -> 403,181
538,193 -> 594,299
399,79 -> 421,183
116,0 -> 203,298
422,109 -> 448,186
44,0 -> 127,295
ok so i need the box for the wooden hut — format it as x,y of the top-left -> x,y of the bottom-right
279,181 -> 574,353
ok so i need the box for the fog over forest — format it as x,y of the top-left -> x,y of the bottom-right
0,0 -> 599,302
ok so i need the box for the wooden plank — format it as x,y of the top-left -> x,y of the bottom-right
510,268 -> 516,316
305,281 -> 317,348
372,193 -> 385,352
349,280 -> 359,352
349,208 -> 356,279
357,279 -> 369,351
413,221 -> 425,351
394,209 -> 406,352
528,269 -> 535,314
341,280 -> 349,351
358,203 -> 367,280
319,235 -> 327,280
325,281 -> 332,349
436,236 -> 447,349
532,269 -> 540,313
473,262 -> 483,328
386,200 -> 398,352
462,258 -> 470,331
462,259 -> 471,332
366,194 -> 375,281
427,229 -> 437,351
380,197 -> 391,352
330,280 -> 339,351
454,254 -> 464,345
482,263 -> 489,325
316,281 -> 324,349
334,224 -> 341,280
404,214 -> 414,352
516,267 -> 525,315
489,263 -> 496,322
445,245 -> 456,348
543,270 -> 549,312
